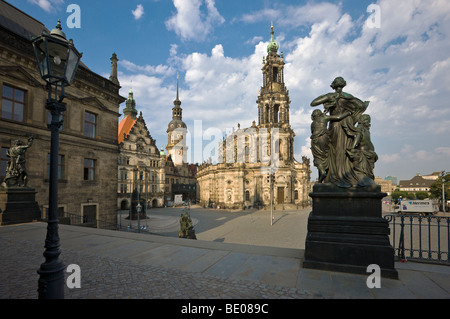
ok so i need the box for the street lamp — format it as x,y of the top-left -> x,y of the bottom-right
442,171 -> 446,213
32,20 -> 82,299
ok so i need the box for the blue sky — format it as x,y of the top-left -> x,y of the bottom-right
9,0 -> 450,182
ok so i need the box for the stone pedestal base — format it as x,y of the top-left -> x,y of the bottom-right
303,183 -> 398,279
0,187 -> 41,226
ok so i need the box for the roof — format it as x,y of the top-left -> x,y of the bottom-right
118,115 -> 137,144
399,175 -> 435,188
0,0 -> 88,69
0,0 -> 48,40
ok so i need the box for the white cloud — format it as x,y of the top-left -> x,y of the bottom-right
165,0 -> 225,41
28,0 -> 64,12
132,4 -> 145,20
436,147 -> 450,158
119,0 -> 450,175
239,2 -> 342,28
120,60 -> 175,77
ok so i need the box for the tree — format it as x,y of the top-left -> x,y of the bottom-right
415,191 -> 429,200
429,173 -> 450,202
391,191 -> 414,202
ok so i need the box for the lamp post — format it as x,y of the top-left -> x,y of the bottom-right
267,171 -> 275,226
32,20 -> 82,299
442,171 -> 446,213
144,168 -> 148,230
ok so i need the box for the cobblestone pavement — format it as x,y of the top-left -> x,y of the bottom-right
0,237 -> 318,300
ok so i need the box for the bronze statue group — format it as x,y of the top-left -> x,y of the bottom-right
310,77 -> 378,188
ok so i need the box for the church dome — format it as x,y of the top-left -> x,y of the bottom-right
167,119 -> 187,132
267,24 -> 279,54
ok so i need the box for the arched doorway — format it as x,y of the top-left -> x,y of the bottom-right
120,199 -> 129,210
152,199 -> 158,208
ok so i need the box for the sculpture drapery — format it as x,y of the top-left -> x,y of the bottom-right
310,77 -> 377,188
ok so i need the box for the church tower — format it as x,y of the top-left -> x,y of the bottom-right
123,88 -> 138,120
257,23 -> 290,128
166,75 -> 188,166
257,23 -> 295,163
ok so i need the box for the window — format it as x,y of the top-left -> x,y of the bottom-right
83,158 -> 95,181
84,111 -> 97,138
273,67 -> 278,82
47,154 -> 64,180
1,147 -> 9,178
2,85 -> 24,122
245,190 -> 250,201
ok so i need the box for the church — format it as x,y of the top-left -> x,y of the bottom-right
196,25 -> 311,210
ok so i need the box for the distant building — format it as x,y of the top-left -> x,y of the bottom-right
374,177 -> 394,195
384,176 -> 398,186
0,2 -> 125,227
196,24 -> 311,209
117,89 -> 165,210
399,174 -> 435,193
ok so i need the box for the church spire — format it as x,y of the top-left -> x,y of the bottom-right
267,22 -> 279,55
172,74 -> 182,120
173,74 -> 181,108
123,87 -> 137,119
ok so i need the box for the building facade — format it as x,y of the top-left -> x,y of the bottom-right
374,177 -> 395,195
399,174 -> 436,193
117,89 -> 165,210
0,2 -> 125,227
196,25 -> 311,210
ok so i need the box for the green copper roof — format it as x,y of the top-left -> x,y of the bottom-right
267,23 -> 279,54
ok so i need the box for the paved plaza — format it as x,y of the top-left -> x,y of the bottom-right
1,206 -> 450,302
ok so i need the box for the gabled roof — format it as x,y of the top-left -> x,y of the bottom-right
0,0 -> 48,40
399,175 -> 435,188
118,115 -> 137,144
0,0 -> 90,69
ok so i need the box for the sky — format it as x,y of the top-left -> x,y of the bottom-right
9,0 -> 450,182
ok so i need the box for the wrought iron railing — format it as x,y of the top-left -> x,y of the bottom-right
385,214 -> 450,264
52,212 -> 153,234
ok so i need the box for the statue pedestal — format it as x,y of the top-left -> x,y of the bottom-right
303,183 -> 398,279
0,187 -> 41,226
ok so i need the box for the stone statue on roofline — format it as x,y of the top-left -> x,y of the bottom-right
310,77 -> 377,188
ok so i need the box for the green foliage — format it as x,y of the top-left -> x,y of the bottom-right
414,191 -> 429,200
391,191 -> 414,201
429,173 -> 450,201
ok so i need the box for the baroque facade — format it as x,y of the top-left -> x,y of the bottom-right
117,88 -> 165,210
196,25 -> 311,209
0,2 -> 124,227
